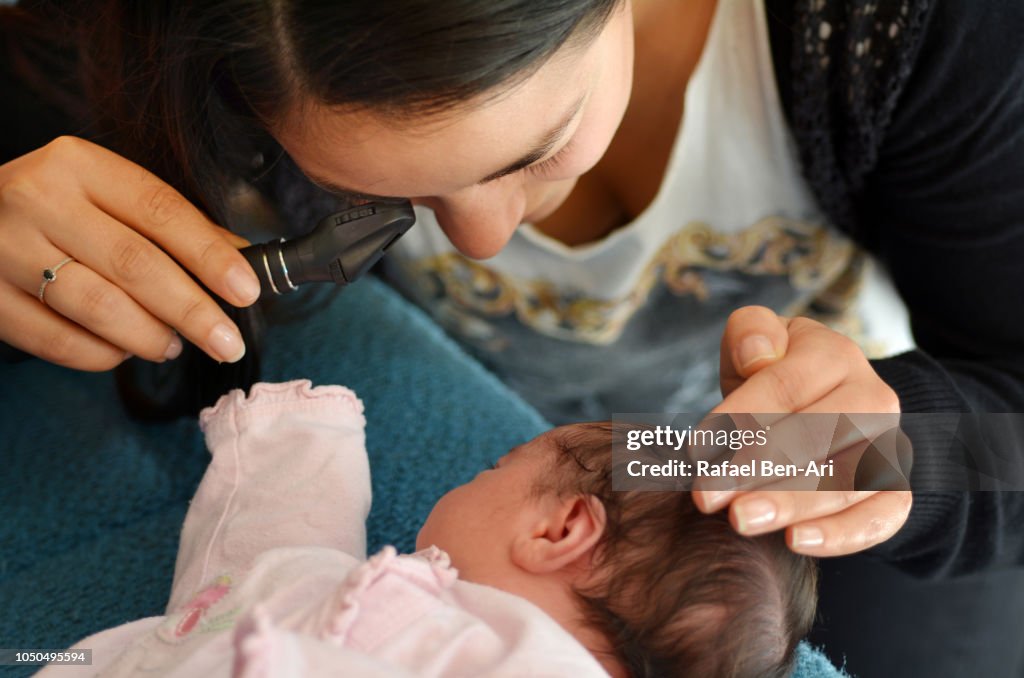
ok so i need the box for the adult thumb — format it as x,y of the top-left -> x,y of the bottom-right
719,306 -> 789,398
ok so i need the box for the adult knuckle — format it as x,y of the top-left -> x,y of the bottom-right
0,175 -> 43,208
37,326 -> 78,366
2,139 -> 89,209
111,237 -> 157,282
844,489 -> 869,506
874,383 -> 901,413
774,494 -> 801,522
829,489 -> 862,509
762,366 -> 805,411
194,234 -> 225,269
79,284 -> 119,323
142,184 -> 188,228
802,320 -> 864,369
176,295 -> 207,328
45,135 -> 86,162
838,336 -> 866,363
788,316 -> 823,335
39,137 -> 92,183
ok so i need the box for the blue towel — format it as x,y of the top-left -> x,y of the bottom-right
0,278 -> 845,677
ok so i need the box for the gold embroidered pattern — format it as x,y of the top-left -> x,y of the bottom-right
410,217 -> 856,345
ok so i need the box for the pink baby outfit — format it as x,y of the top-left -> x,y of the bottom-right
41,380 -> 607,677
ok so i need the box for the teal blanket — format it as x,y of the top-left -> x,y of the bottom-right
0,279 -> 844,677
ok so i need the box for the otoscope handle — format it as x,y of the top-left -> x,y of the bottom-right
241,201 -> 415,299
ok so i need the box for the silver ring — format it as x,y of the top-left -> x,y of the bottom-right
278,238 -> 297,291
260,246 -> 280,295
38,256 -> 75,304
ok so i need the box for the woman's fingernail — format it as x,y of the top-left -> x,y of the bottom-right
226,265 -> 261,304
791,525 -> 825,548
164,334 -> 183,361
738,334 -> 776,369
734,498 -> 777,532
208,323 -> 246,363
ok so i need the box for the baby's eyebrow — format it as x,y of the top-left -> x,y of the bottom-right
492,447 -> 518,467
495,448 -> 518,466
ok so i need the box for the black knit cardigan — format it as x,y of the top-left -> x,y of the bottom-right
765,0 -> 1024,577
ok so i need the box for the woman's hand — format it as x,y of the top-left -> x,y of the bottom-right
694,305 -> 913,557
0,136 -> 260,370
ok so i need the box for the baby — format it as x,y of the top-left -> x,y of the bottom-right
46,380 -> 816,678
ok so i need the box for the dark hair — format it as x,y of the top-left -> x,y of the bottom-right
539,423 -> 819,678
1,0 -> 621,417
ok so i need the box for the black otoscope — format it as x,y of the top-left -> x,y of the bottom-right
240,200 -> 416,299
116,200 -> 415,421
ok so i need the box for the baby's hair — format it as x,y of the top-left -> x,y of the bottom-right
536,422 -> 818,678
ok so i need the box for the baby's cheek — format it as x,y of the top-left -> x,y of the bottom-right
416,488 -> 463,551
414,520 -> 430,551
416,506 -> 443,551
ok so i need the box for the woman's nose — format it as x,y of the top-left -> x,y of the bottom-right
412,184 -> 526,259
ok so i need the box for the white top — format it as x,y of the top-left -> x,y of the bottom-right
383,0 -> 913,423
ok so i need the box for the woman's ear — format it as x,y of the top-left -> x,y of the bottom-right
511,495 -> 607,574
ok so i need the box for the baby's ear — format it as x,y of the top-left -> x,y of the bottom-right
511,495 -> 607,574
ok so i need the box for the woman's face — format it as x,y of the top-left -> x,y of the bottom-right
273,2 -> 635,259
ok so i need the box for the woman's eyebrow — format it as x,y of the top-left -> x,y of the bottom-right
476,93 -> 587,185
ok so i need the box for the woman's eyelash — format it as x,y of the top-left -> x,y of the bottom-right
525,136 -> 576,176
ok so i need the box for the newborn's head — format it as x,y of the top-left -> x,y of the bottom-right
417,422 -> 819,677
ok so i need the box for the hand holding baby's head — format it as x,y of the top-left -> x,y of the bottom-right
418,422 -> 818,678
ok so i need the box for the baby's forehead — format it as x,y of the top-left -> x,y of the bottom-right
547,422 -> 607,448
517,423 -> 605,467
521,425 -> 579,455
498,429 -> 568,471
506,432 -> 558,461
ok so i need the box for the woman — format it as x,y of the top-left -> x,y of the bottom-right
2,1 -> 1023,674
